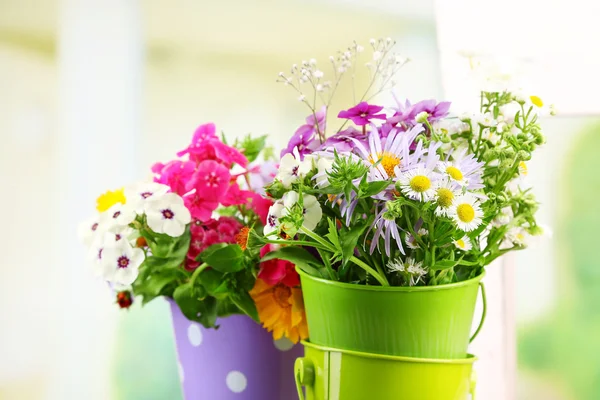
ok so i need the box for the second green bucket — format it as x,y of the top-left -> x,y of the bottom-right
298,268 -> 486,358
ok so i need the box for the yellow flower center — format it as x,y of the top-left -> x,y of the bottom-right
530,95 -> 543,107
519,161 -> 528,176
371,152 -> 401,177
446,166 -> 463,181
437,188 -> 454,208
516,233 -> 525,241
456,239 -> 465,248
409,175 -> 431,193
457,203 -> 475,223
96,188 -> 126,212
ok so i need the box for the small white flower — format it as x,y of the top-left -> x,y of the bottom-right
125,182 -> 170,213
316,84 -> 324,92
78,214 -> 104,246
329,56 -> 335,62
264,200 -> 285,236
406,258 -> 427,284
145,193 -> 191,237
453,236 -> 473,251
356,45 -> 364,53
417,228 -> 429,236
493,206 -> 513,227
496,122 -> 507,133
313,70 -> 323,78
415,111 -> 429,123
386,37 -> 392,43
369,38 -> 376,45
373,51 -> 382,61
398,167 -> 438,201
101,238 -> 144,285
448,194 -> 484,232
501,227 -> 529,249
314,157 -> 334,187
298,94 -> 306,101
101,203 -> 136,229
309,58 -> 317,65
276,153 -> 314,188
387,258 -> 405,273
282,191 -> 322,232
432,119 -> 469,136
337,66 -> 346,73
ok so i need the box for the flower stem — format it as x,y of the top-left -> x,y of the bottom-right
190,263 -> 208,286
349,256 -> 389,286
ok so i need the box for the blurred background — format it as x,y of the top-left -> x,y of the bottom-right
1,0 -> 599,399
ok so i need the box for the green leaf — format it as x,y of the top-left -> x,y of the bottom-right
235,134 -> 268,163
340,220 -> 370,264
325,218 -> 341,249
260,246 -> 322,276
358,180 -> 392,198
430,260 -> 459,270
198,268 -> 227,294
217,297 -> 241,318
173,283 -> 218,328
230,291 -> 259,322
199,243 -> 245,272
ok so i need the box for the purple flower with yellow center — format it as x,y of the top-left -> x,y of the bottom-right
338,102 -> 386,126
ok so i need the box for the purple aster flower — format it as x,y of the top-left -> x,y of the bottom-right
247,160 -> 278,195
281,106 -> 327,159
366,206 -> 404,257
319,127 -> 367,153
388,99 -> 451,126
338,102 -> 386,126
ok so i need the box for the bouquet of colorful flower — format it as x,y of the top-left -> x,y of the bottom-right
79,123 -> 285,330
252,38 -> 548,289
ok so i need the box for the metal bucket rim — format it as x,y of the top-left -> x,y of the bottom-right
301,341 -> 477,364
297,268 -> 485,292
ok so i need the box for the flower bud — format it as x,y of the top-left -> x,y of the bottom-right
415,112 -> 430,123
517,150 -> 531,161
116,291 -> 133,309
500,159 -> 513,169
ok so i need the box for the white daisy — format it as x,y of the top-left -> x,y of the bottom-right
448,194 -> 484,232
264,199 -> 285,236
433,179 -> 460,217
518,161 -> 528,176
100,239 -> 145,285
398,166 -> 437,201
501,226 -> 529,249
276,153 -> 314,188
438,148 -> 484,190
282,191 -> 323,232
145,193 -> 191,237
125,182 -> 170,213
453,235 -> 473,251
387,257 -> 405,273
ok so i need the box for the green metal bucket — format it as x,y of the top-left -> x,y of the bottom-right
298,268 -> 486,358
295,341 -> 477,400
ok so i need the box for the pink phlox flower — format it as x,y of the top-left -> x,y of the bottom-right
151,160 -> 195,196
338,102 -> 386,126
185,217 -> 242,270
177,123 -> 248,167
185,160 -> 231,201
222,183 -> 255,207
184,193 -> 219,222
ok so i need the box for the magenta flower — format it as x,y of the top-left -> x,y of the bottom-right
338,102 -> 386,126
151,160 -> 195,196
185,160 -> 231,202
177,123 -> 248,167
221,183 -> 254,207
281,106 -> 326,159
184,194 -> 219,222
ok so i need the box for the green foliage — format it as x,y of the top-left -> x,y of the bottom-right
234,134 -> 268,163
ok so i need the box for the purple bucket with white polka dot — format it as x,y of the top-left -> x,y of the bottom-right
169,299 -> 303,399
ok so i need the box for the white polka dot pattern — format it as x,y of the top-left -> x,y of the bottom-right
187,323 -> 203,347
226,370 -> 247,393
273,337 -> 295,352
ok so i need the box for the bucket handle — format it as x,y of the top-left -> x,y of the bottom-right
469,282 -> 487,343
294,357 -> 314,400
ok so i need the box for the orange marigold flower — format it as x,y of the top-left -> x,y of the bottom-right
249,278 -> 309,344
235,226 -> 251,251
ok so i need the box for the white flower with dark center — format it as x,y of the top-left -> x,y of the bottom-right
264,199 -> 285,236
78,214 -> 104,246
100,238 -> 144,285
145,193 -> 191,237
125,182 -> 169,213
101,202 -> 136,229
276,153 -> 314,188
448,194 -> 484,232
282,191 -> 322,232
453,236 -> 473,251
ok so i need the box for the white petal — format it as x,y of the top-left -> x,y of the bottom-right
282,191 -> 300,209
163,219 -> 185,237
172,203 -> 191,225
302,203 -> 323,231
146,210 -> 165,234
